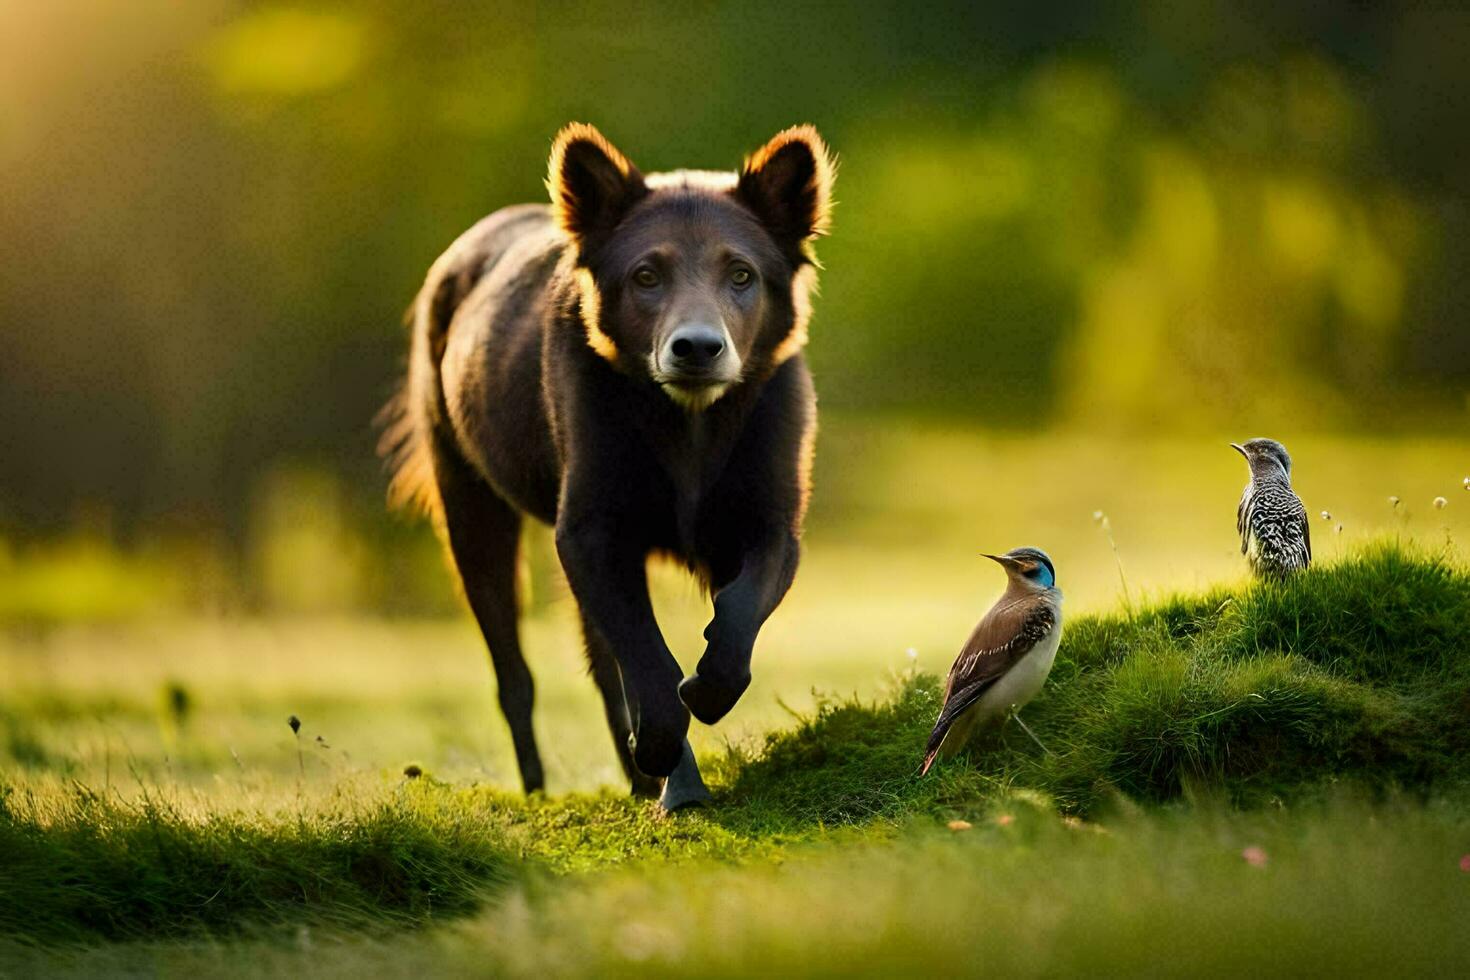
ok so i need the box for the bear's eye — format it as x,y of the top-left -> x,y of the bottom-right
730,267 -> 753,289
633,266 -> 660,289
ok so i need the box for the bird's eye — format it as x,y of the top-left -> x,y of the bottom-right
633,267 -> 660,289
730,267 -> 753,289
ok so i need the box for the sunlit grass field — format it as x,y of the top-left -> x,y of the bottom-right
4,425 -> 1466,792
3,426 -> 1469,974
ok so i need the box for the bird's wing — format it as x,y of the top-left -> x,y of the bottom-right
1301,498 -> 1312,564
1284,493 -> 1312,570
921,601 -> 1057,774
1237,491 -> 1250,555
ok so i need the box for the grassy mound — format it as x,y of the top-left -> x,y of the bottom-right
729,542 -> 1470,820
3,543 -> 1467,943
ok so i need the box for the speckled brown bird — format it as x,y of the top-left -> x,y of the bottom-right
1232,438 -> 1311,578
921,548 -> 1063,774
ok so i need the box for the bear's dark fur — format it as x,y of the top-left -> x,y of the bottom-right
380,124 -> 834,798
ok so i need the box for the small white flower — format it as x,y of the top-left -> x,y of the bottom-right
1463,476 -> 1469,490
1434,496 -> 1448,510
905,647 -> 918,662
1389,496 -> 1401,508
1320,510 -> 1331,521
1092,510 -> 1105,524
1334,523 -> 1343,535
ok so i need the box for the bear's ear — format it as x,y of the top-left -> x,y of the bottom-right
736,125 -> 835,254
547,123 -> 646,254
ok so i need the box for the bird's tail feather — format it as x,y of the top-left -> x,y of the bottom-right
921,682 -> 993,775
918,723 -> 950,775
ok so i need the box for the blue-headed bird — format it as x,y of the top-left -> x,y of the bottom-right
1231,438 -> 1311,578
920,547 -> 1063,774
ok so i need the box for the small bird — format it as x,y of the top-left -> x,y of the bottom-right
920,548 -> 1063,775
1231,438 -> 1311,578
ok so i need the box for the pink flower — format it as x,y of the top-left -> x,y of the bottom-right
994,814 -> 1015,827
1458,854 -> 1470,873
1241,846 -> 1268,867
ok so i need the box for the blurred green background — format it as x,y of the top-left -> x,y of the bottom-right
1,0 -> 1468,624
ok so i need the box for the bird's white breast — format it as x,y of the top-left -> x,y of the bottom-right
972,612 -> 1063,725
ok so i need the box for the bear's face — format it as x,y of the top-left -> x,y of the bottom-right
549,124 -> 833,411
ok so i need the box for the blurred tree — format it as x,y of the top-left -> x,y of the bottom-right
0,0 -> 1466,538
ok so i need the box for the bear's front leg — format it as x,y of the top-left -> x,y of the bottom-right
680,532 -> 799,724
556,516 -> 689,777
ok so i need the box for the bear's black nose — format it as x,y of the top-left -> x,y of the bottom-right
665,324 -> 726,371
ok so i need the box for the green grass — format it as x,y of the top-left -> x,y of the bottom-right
0,783 -> 516,945
3,541 -> 1468,970
6,796 -> 1470,977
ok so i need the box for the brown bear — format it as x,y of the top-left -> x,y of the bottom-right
380,124 -> 834,809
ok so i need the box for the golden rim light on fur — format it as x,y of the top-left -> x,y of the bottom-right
546,122 -> 639,243
574,268 -> 620,363
740,123 -> 837,258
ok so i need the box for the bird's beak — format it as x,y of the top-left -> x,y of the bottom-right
982,553 -> 1016,569
1230,442 -> 1247,458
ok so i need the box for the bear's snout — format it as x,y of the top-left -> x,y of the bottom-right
662,323 -> 729,376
